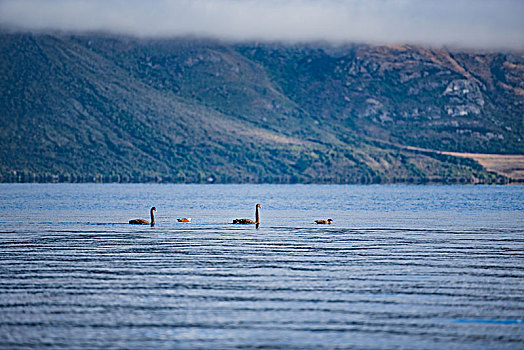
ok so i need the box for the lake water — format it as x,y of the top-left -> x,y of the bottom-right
0,184 -> 523,349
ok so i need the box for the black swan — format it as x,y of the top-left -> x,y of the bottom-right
233,204 -> 261,225
315,219 -> 332,224
129,207 -> 156,226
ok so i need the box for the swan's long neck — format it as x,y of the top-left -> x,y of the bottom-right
255,205 -> 259,224
150,209 -> 155,226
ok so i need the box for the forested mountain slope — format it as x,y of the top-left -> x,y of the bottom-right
1,33 -> 522,183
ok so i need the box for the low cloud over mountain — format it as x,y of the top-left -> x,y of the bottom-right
1,0 -> 523,49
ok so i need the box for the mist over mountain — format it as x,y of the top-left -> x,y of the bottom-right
1,0 -> 523,49
1,32 -> 522,183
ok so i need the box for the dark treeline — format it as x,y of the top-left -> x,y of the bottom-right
1,171 -> 510,184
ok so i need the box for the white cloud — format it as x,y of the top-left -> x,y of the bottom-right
0,0 -> 523,49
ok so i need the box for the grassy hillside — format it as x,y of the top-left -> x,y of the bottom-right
0,33 -> 522,183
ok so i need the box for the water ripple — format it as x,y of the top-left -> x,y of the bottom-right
1,184 -> 523,349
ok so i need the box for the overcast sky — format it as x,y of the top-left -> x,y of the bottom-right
0,0 -> 523,49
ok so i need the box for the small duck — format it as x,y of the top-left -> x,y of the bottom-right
315,219 -> 333,224
177,218 -> 191,223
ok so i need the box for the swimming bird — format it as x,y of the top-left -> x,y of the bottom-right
129,207 -> 156,226
233,204 -> 261,225
315,219 -> 332,224
177,218 -> 191,222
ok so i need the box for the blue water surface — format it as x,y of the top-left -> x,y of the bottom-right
0,184 -> 523,349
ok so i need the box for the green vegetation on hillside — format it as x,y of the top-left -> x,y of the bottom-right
0,33 -> 522,183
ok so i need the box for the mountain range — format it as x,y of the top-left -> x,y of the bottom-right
1,32 -> 522,183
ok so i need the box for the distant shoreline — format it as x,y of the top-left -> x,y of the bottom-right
4,151 -> 523,185
1,176 -> 520,185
